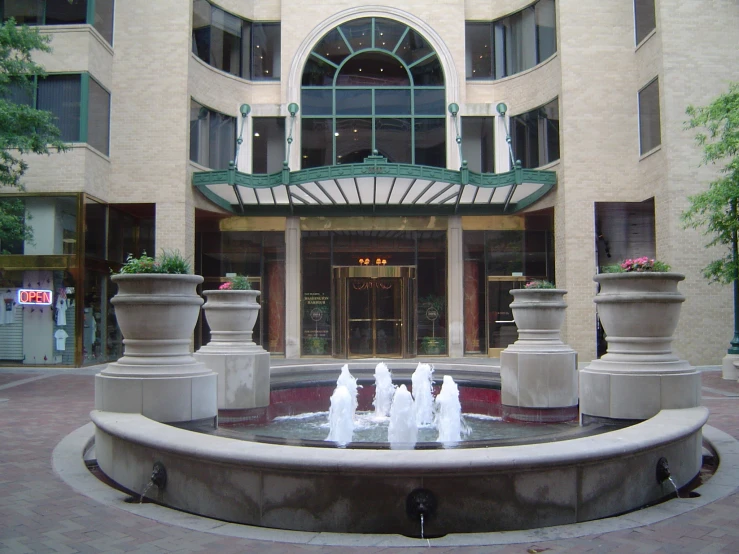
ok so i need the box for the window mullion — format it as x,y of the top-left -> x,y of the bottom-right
392,27 -> 410,55
337,27 -> 354,54
87,0 -> 95,25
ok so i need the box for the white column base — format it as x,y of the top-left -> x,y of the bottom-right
721,353 -> 739,380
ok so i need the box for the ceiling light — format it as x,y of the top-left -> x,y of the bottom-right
254,132 -> 260,137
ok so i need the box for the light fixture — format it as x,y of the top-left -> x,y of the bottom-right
239,104 -> 251,117
496,102 -> 508,116
335,132 -> 340,136
254,132 -> 260,137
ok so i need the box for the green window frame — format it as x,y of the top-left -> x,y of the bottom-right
15,72 -> 111,155
301,17 -> 446,168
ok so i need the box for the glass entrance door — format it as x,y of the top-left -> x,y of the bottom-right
347,278 -> 402,357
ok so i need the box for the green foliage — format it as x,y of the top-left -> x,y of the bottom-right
681,83 -> 739,284
118,250 -> 192,274
524,280 -> 555,289
0,197 -> 32,253
602,257 -> 671,273
220,275 -> 252,290
0,19 -> 67,188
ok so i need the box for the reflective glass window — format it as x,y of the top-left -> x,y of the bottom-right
395,28 -> 432,65
314,28 -> 351,66
336,89 -> 372,115
189,100 -> 209,166
639,79 -> 661,154
87,77 -> 110,155
374,89 -> 411,115
337,52 -> 409,86
414,119 -> 446,166
465,23 -> 493,80
93,0 -> 114,44
208,110 -> 236,170
336,118 -> 372,164
302,56 -> 336,87
300,118 -> 332,169
374,19 -> 406,53
339,18 -> 372,51
2,0 -> 43,24
251,23 -> 280,79
37,74 -> 81,142
44,0 -> 86,25
375,118 -> 411,163
510,98 -> 559,168
634,0 -> 656,44
301,89 -> 333,116
536,0 -> 556,61
84,197 -> 106,259
210,7 -> 241,75
414,89 -> 445,115
192,0 -> 211,63
252,117 -> 285,174
410,56 -> 444,86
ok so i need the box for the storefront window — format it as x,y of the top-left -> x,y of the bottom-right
0,270 -> 77,365
417,232 -> 447,356
0,196 -> 78,255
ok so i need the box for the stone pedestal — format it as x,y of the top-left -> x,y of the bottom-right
95,274 -> 217,424
722,353 -> 739,380
195,289 -> 270,410
195,345 -> 270,410
580,273 -> 701,420
500,289 -> 578,416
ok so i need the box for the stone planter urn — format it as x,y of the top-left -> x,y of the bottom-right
95,274 -> 217,423
580,272 -> 701,420
194,289 -> 270,411
200,289 -> 261,348
500,288 -> 578,419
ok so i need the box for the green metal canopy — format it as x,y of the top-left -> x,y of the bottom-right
192,155 -> 556,216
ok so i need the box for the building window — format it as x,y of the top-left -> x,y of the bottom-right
638,79 -> 660,154
10,73 -> 110,154
461,117 -> 494,173
510,98 -> 559,168
189,99 -> 236,170
301,17 -> 446,169
634,0 -> 656,45
465,0 -> 556,81
252,118 -> 285,173
191,0 -> 280,81
1,0 -> 115,44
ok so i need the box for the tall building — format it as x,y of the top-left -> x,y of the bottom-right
0,0 -> 737,367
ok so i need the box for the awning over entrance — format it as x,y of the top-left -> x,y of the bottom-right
192,155 -> 556,216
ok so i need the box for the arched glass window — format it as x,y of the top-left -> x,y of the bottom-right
301,18 -> 446,168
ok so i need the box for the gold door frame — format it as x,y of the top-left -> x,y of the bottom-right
333,266 -> 415,358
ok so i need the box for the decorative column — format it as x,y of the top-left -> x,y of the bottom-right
463,261 -> 481,353
447,216 -> 464,358
284,217 -> 301,358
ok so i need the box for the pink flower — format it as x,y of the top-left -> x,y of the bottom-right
218,282 -> 233,290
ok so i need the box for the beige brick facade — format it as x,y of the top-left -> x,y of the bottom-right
6,0 -> 739,364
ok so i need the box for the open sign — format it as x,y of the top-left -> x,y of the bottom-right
18,289 -> 53,306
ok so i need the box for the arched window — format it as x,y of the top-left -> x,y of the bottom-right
301,18 -> 446,168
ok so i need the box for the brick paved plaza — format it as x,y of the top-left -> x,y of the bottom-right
1,366 -> 738,553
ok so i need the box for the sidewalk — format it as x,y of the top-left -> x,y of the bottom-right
0,366 -> 737,553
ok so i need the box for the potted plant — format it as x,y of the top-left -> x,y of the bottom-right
509,280 -> 567,344
201,275 -> 261,347
421,336 -> 446,355
96,250 -> 217,424
109,250 -> 205,367
595,257 -> 685,362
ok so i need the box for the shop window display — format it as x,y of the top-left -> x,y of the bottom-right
0,270 -> 77,365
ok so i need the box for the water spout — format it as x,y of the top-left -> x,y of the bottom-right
411,363 -> 434,427
388,385 -> 417,448
326,385 -> 354,446
337,364 -> 359,413
435,375 -> 466,444
373,362 -> 395,417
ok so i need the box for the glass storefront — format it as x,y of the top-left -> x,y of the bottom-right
302,230 -> 447,358
462,209 -> 554,356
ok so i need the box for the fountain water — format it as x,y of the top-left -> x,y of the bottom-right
411,363 -> 434,426
337,363 -> 359,413
326,385 -> 354,445
373,362 -> 395,417
388,385 -> 417,447
435,375 -> 466,444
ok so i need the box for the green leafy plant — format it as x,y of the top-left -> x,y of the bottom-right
421,336 -> 446,355
524,280 -> 555,289
219,275 -> 252,290
304,336 -> 327,354
602,257 -> 671,273
681,83 -> 739,284
118,250 -> 192,274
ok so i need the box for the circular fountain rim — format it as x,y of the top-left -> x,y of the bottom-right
56,422 -> 739,546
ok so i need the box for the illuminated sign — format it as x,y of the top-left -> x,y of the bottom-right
18,289 -> 53,306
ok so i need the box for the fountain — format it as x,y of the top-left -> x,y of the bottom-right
435,375 -> 466,444
326,385 -> 354,446
388,384 -> 418,447
373,362 -> 395,417
91,358 -> 707,535
411,362 -> 434,426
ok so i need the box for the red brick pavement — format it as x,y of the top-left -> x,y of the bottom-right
0,370 -> 737,553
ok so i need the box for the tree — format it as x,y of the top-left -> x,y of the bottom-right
681,82 -> 739,354
0,18 -> 67,252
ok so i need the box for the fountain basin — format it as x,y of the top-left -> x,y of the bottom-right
92,388 -> 706,535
